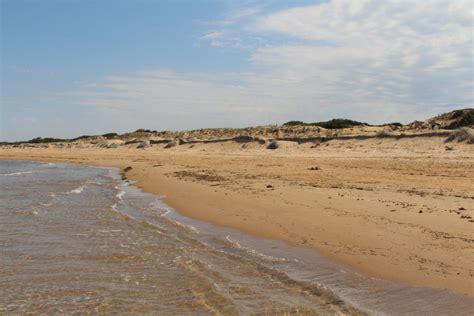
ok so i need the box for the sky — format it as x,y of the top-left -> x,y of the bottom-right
1,0 -> 472,141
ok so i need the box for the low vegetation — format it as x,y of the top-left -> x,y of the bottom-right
70,135 -> 93,141
164,140 -> 178,148
376,131 -> 392,138
446,109 -> 474,129
267,140 -> 279,149
282,120 -> 306,126
134,129 -> 156,133
283,118 -> 368,129
381,122 -> 403,127
446,127 -> 474,144
102,133 -> 118,139
427,108 -> 474,129
2,109 -> 472,145
28,137 -> 65,143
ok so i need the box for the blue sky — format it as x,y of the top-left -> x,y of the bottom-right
1,0 -> 472,141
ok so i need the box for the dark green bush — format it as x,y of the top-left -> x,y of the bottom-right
71,135 -> 92,141
283,118 -> 368,129
28,137 -> 64,143
134,129 -> 156,133
310,119 -> 367,129
447,109 -> 474,129
384,122 -> 403,127
283,120 -> 305,126
102,133 -> 118,139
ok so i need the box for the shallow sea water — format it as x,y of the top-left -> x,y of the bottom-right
1,160 -> 472,315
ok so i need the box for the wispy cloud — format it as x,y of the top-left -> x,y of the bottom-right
202,4 -> 263,27
251,0 -> 473,113
200,30 -> 243,48
198,3 -> 264,49
76,0 -> 473,128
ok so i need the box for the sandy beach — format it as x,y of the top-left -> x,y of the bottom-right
3,1 -> 473,313
1,132 -> 473,297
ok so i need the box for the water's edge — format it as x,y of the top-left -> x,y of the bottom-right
2,158 -> 473,315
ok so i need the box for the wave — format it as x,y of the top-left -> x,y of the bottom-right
116,190 -> 126,200
67,185 -> 86,194
224,235 -> 299,263
142,220 -> 167,234
159,207 -> 199,233
159,208 -> 171,217
0,171 -> 34,176
110,203 -> 136,220
40,162 -> 56,167
111,203 -> 119,212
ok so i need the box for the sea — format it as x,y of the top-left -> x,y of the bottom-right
1,160 -> 472,315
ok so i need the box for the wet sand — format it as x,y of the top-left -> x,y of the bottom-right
1,135 -> 473,297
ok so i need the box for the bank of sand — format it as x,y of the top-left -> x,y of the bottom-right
1,135 -> 473,296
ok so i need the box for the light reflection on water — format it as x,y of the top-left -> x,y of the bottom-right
0,160 -> 472,315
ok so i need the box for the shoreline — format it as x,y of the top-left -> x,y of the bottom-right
1,137 -> 473,297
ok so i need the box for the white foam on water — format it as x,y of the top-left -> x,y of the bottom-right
40,163 -> 56,167
116,190 -> 126,200
170,219 -> 199,233
225,235 -> 299,263
159,208 -> 171,217
0,171 -> 34,176
143,220 -> 164,234
110,202 -> 136,220
111,203 -> 119,212
158,207 -> 199,233
67,185 -> 86,194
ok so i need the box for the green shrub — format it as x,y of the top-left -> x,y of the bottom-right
310,119 -> 367,129
28,137 -> 64,143
447,110 -> 474,129
376,131 -> 392,138
71,135 -> 92,141
446,127 -> 474,144
267,140 -> 279,149
283,120 -> 305,126
134,129 -> 156,133
385,122 -> 403,127
102,133 -> 118,139
282,118 -> 368,129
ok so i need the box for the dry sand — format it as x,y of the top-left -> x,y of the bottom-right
1,134 -> 473,296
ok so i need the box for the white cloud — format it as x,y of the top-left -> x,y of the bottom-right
76,0 -> 473,129
250,0 -> 472,117
200,30 -> 244,48
201,31 -> 226,40
74,70 -> 291,130
202,4 -> 263,27
198,3 -> 265,49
